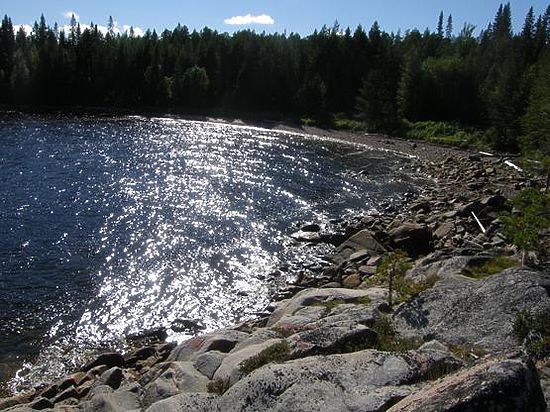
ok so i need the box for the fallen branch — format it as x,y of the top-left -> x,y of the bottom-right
471,211 -> 486,234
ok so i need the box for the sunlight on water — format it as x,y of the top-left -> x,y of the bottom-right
0,115 -> 423,392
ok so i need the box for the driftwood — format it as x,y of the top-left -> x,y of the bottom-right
471,211 -> 486,234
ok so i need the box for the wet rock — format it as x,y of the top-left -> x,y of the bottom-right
290,230 -> 322,242
171,318 -> 206,334
389,356 -> 546,412
394,268 -> 550,351
51,386 -> 79,404
300,223 -> 321,232
82,352 -> 125,372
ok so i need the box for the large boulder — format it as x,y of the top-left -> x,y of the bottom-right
393,268 -> 550,351
388,222 -> 432,257
215,349 -> 461,412
330,230 -> 387,265
388,356 -> 547,411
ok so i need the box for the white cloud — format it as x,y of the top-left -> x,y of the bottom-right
224,14 -> 275,25
63,11 -> 80,21
13,24 -> 33,34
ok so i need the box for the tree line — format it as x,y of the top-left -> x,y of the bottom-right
0,3 -> 549,154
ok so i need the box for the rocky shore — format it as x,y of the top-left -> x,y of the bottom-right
1,129 -> 549,411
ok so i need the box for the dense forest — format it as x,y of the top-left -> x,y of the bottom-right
0,3 -> 549,156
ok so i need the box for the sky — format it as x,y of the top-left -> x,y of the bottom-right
2,1 -> 549,37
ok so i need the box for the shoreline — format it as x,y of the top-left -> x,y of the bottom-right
1,114 -> 549,411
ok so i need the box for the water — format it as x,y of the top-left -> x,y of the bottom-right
0,114 -> 422,392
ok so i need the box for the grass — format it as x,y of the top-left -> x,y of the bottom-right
403,120 -> 480,149
371,316 -> 423,352
332,115 -> 368,131
207,378 -> 230,395
362,271 -> 440,304
513,311 -> 550,360
239,341 -> 291,376
462,256 -> 517,280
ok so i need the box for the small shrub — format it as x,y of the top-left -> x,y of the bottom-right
404,120 -> 479,148
300,117 -> 317,127
207,378 -> 230,394
513,311 -> 550,359
462,256 -> 517,279
239,341 -> 291,375
371,316 -> 422,352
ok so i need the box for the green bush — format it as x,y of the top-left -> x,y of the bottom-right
239,341 -> 291,375
513,311 -> 550,359
371,316 -> 422,352
404,120 -> 479,148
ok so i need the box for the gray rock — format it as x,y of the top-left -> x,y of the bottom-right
213,339 -> 285,387
287,321 -> 378,357
267,288 -> 375,327
216,349 -> 460,412
142,361 -> 209,408
330,230 -> 387,264
97,367 -> 123,390
349,249 -> 370,262
394,268 -> 550,351
388,356 -> 546,412
85,384 -> 142,412
145,393 -> 219,412
193,351 -> 225,379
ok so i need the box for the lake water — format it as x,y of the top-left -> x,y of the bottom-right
0,114 -> 422,392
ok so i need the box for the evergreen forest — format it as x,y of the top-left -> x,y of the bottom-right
0,3 -> 549,156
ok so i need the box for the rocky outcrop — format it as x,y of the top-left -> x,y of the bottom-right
388,355 -> 546,412
393,268 -> 550,351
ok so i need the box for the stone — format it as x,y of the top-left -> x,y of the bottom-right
300,223 -> 321,232
171,318 -> 205,333
358,266 -> 376,276
419,340 -> 449,353
394,268 -> 550,351
287,322 -> 378,357
51,387 -> 79,404
388,356 -> 546,412
342,273 -> 362,288
85,385 -> 142,412
290,230 -> 322,242
145,393 -> 218,412
267,288 -> 376,327
193,351 -> 225,379
434,222 -> 454,239
82,352 -> 125,372
27,397 -> 54,410
216,349 -> 461,412
97,367 -> 124,389
143,361 -> 209,408
349,249 -> 370,262
213,339 -> 285,387
331,230 -> 387,264
388,222 -> 432,257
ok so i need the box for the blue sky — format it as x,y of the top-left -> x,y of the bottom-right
2,1 -> 548,36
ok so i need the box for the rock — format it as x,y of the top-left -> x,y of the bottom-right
287,321 -> 378,357
171,318 -> 205,333
0,396 -> 24,410
300,223 -> 321,232
394,268 -> 550,351
193,351 -> 225,379
97,367 -> 124,389
216,349 -> 461,412
388,356 -> 547,412
51,387 -> 79,404
143,361 -> 209,408
419,340 -> 449,353
358,266 -> 377,276
145,393 -> 218,412
82,352 -> 125,372
342,273 -> 362,288
267,288 -> 376,327
85,384 -> 142,411
290,230 -> 322,242
213,339 -> 286,387
434,222 -> 454,239
349,249 -> 370,262
388,222 -> 432,257
27,397 -> 54,410
331,230 -> 387,264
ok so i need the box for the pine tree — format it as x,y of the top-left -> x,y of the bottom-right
437,11 -> 444,37
446,15 -> 453,38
